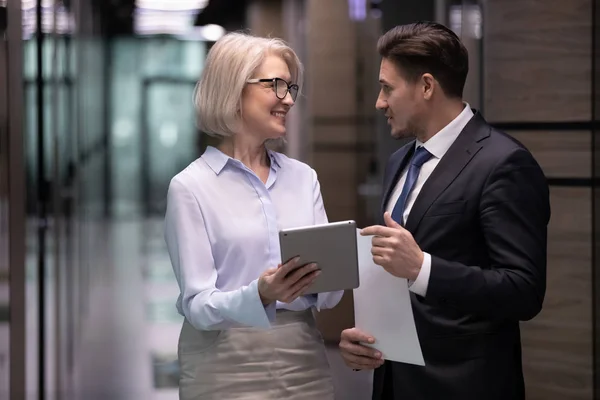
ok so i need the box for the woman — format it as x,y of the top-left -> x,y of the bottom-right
164,32 -> 344,399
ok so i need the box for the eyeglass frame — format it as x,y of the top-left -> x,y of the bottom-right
246,77 -> 299,101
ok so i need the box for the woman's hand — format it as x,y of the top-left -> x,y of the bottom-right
258,257 -> 321,305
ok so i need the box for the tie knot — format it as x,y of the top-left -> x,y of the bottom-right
411,146 -> 433,167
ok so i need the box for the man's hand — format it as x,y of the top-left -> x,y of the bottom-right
339,328 -> 384,370
361,212 -> 424,280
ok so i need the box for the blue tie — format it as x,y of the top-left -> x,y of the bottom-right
391,146 -> 433,225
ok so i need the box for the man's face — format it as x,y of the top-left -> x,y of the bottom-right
375,58 -> 423,139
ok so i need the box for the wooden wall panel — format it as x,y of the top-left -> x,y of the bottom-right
486,0 -> 596,395
520,187 -> 593,400
307,0 -> 357,118
508,131 -> 591,178
306,0 -> 363,343
312,151 -> 358,223
485,0 -> 592,122
246,0 -> 283,39
312,124 -> 360,145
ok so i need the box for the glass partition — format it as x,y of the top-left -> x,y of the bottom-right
110,37 -> 206,218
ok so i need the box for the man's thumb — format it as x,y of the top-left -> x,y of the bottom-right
384,212 -> 401,228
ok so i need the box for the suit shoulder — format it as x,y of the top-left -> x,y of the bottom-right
488,128 -> 529,151
481,128 -> 543,174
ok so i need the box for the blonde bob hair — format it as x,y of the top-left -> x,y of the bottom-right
194,32 -> 304,138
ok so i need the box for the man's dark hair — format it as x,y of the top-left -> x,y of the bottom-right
377,21 -> 468,99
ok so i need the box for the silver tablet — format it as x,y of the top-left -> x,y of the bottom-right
279,220 -> 360,295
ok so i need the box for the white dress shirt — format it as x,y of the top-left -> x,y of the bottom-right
164,146 -> 344,331
385,104 -> 474,297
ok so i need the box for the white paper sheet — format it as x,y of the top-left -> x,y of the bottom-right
353,229 -> 425,365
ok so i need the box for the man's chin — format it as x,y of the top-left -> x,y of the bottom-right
390,129 -> 412,140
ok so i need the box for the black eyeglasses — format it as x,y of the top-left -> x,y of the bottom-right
246,77 -> 299,102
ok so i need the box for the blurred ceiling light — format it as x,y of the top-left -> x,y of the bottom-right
21,0 -> 54,9
449,5 -> 482,40
348,0 -> 366,21
134,1 -> 214,36
199,24 -> 224,41
22,3 -> 73,38
135,0 -> 209,11
135,7 -> 224,40
134,8 -> 196,35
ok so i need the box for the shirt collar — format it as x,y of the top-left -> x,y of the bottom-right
416,103 -> 474,159
268,148 -> 282,169
202,145 -> 281,175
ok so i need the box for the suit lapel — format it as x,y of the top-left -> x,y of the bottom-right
404,113 -> 491,233
380,143 -> 415,220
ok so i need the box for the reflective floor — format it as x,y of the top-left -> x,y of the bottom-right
3,217 -> 373,399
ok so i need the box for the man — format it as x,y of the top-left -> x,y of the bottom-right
339,21 -> 550,400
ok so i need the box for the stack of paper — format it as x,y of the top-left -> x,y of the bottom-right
353,229 -> 425,366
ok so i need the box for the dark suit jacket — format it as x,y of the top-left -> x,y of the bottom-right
372,112 -> 550,400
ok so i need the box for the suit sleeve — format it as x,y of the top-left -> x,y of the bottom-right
426,148 -> 550,321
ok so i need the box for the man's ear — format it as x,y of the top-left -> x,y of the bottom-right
421,73 -> 435,100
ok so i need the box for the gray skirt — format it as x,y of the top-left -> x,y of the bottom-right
178,309 -> 335,400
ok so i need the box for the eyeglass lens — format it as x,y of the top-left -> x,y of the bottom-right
274,78 -> 298,101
